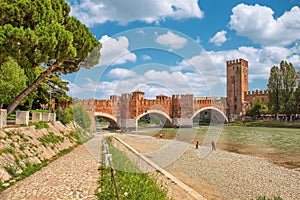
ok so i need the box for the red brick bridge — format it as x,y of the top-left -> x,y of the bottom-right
78,90 -> 227,130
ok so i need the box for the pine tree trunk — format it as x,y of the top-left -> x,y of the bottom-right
6,62 -> 60,115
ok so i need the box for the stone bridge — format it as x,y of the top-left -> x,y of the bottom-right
78,90 -> 227,130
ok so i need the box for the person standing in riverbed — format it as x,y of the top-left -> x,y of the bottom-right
196,141 -> 199,149
212,141 -> 216,151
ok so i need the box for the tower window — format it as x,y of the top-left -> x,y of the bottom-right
234,105 -> 237,110
234,96 -> 237,101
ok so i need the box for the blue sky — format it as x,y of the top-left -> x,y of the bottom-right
64,0 -> 300,99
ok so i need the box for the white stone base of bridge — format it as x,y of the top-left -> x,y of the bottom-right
117,118 -> 136,131
172,118 -> 193,128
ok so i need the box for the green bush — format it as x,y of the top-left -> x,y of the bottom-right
56,108 -> 73,125
72,104 -> 91,130
56,103 -> 91,130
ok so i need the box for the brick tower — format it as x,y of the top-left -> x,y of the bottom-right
226,59 -> 248,116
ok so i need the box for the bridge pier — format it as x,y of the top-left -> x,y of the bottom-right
172,118 -> 193,128
117,118 -> 136,131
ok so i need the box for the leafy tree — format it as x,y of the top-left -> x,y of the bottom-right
0,57 -> 27,108
246,98 -> 268,118
295,79 -> 300,116
267,66 -> 281,120
279,61 -> 297,120
0,0 -> 101,115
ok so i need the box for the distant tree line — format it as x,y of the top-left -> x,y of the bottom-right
247,61 -> 300,121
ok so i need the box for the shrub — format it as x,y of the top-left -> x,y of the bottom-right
56,108 -> 73,125
72,104 -> 91,130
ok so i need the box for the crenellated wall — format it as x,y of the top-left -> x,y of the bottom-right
243,89 -> 269,115
78,90 -> 227,129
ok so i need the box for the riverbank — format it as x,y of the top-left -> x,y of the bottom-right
117,134 -> 300,200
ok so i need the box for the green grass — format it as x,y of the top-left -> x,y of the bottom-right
38,132 -> 64,146
256,196 -> 283,200
0,147 -> 15,155
29,121 -> 50,130
68,130 -> 93,145
6,113 -> 16,120
19,145 -> 25,151
31,110 -> 52,113
3,165 -> 18,177
17,161 -> 48,179
228,120 -> 300,128
96,137 -> 167,200
221,126 -> 300,154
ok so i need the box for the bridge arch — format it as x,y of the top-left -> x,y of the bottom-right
136,109 -> 173,128
192,106 -> 228,123
94,112 -> 119,129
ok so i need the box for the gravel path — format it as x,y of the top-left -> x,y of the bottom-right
0,135 -> 102,200
118,134 -> 300,200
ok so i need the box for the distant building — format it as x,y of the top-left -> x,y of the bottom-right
226,58 -> 269,118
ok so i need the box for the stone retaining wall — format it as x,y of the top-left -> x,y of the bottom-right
0,110 -> 56,128
0,121 -> 85,185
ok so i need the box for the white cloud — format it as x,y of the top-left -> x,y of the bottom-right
70,0 -> 204,26
209,30 -> 227,46
70,68 -> 212,99
229,4 -> 300,46
99,35 -> 136,66
155,31 -> 188,50
171,50 -> 216,72
207,45 -> 300,84
196,36 -> 201,43
142,55 -> 152,61
68,43 -> 300,99
137,30 -> 145,35
107,68 -> 138,79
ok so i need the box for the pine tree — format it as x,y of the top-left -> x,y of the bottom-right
0,0 -> 101,115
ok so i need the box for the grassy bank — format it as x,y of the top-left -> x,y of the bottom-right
228,120 -> 300,128
96,137 -> 167,200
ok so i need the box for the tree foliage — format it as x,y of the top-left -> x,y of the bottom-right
267,66 -> 281,118
267,61 -> 298,120
0,0 -> 101,115
279,61 -> 297,119
246,98 -> 268,118
0,57 -> 27,108
72,104 -> 91,130
57,103 -> 91,130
